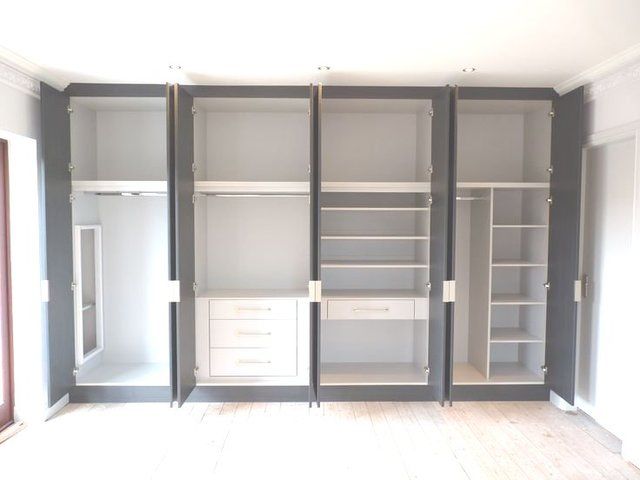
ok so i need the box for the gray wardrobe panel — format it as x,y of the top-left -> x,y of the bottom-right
41,82 -> 75,407
65,83 -> 165,97
428,86 -> 453,406
309,84 -> 321,406
546,86 -> 584,405
70,386 -> 172,403
451,385 -> 549,402
458,87 -> 556,101
319,386 -> 434,402
322,86 -> 443,99
182,85 -> 309,98
172,85 -> 197,406
187,386 -> 308,403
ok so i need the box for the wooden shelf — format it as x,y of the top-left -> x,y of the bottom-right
72,180 -> 167,194
493,224 -> 548,229
322,207 -> 429,212
457,182 -> 549,190
322,260 -> 429,269
490,327 -> 543,343
453,362 -> 544,385
323,289 -> 425,299
492,260 -> 547,267
491,294 -> 545,305
322,182 -> 429,193
322,235 -> 428,240
321,362 -> 426,386
195,181 -> 308,195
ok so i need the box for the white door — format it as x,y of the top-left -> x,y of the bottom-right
578,138 -> 635,436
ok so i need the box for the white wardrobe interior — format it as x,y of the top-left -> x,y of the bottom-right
453,99 -> 551,385
70,97 -> 169,386
192,97 -> 310,294
320,98 -> 431,385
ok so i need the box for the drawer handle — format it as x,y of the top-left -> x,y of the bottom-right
236,307 -> 272,312
236,331 -> 272,336
237,359 -> 272,364
352,307 -> 390,312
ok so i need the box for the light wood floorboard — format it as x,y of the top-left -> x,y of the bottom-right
0,401 -> 637,479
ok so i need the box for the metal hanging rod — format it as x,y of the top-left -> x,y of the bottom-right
456,196 -> 486,201
198,193 -> 309,198
93,192 -> 166,197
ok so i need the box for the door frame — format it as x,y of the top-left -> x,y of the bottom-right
0,138 -> 14,430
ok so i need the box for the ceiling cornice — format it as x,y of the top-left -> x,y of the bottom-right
0,45 -> 66,95
554,42 -> 640,99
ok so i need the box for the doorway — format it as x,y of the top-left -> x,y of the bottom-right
0,139 -> 13,431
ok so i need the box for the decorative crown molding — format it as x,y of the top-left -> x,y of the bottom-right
555,42 -> 640,100
0,60 -> 40,98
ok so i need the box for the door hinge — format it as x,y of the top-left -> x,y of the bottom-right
428,108 -> 434,117
548,110 -> 555,118
191,105 -> 197,115
68,163 -> 75,173
168,280 -> 181,303
69,193 -> 75,203
192,282 -> 198,292
543,282 -> 551,290
309,281 -> 322,303
72,368 -> 78,377
443,280 -> 456,303
427,195 -> 433,207
427,164 -> 433,175
307,108 -> 311,117
192,194 -> 197,204
71,281 -> 77,292
192,163 -> 197,173
426,281 -> 432,292
66,105 -> 73,114
541,365 -> 548,375
547,165 -> 553,174
546,196 -> 553,206
193,366 -> 199,377
424,366 -> 430,376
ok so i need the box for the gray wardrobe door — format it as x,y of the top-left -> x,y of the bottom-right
40,82 -> 74,407
546,86 -> 584,405
428,87 -> 454,406
172,85 -> 196,406
309,84 -> 321,406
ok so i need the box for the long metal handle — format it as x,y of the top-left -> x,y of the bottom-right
237,359 -> 272,364
236,331 -> 272,336
352,307 -> 390,312
236,307 -> 272,311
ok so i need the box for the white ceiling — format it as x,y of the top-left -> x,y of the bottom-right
1,0 -> 640,89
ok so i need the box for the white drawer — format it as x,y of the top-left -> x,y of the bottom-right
210,299 -> 297,320
210,319 -> 296,348
326,299 -> 415,320
210,347 -> 296,376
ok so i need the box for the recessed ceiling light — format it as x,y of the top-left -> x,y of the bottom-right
168,65 -> 182,70
462,67 -> 477,73
317,66 -> 331,71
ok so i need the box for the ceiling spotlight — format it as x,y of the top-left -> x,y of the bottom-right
168,65 -> 182,70
317,66 -> 331,71
462,67 -> 476,73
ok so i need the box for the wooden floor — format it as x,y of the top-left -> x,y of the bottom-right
0,402 -> 638,479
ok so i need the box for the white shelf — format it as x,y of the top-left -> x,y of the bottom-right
322,182 -> 430,193
490,327 -> 543,343
457,182 -> 549,190
324,289 -> 425,299
492,260 -> 547,267
491,294 -> 545,305
197,289 -> 308,299
76,362 -> 169,386
195,181 -> 309,195
321,362 -> 426,385
493,224 -> 548,229
322,207 -> 429,212
72,180 -> 167,194
453,362 -> 544,385
322,260 -> 429,269
322,235 -> 428,240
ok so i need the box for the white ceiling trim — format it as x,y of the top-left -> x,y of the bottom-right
0,45 -> 65,94
554,42 -> 640,97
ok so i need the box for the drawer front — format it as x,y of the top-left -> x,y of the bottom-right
210,348 -> 296,377
326,299 -> 414,320
210,299 -> 297,320
210,319 -> 296,348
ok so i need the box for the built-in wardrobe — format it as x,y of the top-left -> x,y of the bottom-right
41,82 -> 583,408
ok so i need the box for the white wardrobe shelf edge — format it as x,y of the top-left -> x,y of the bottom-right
322,207 -> 430,212
320,362 -> 426,386
457,182 -> 550,189
322,182 -> 430,193
195,181 -> 309,194
491,294 -> 546,305
197,289 -> 309,299
322,261 -> 429,269
72,180 -> 167,194
453,362 -> 544,385
323,289 -> 425,299
490,327 -> 544,343
322,235 -> 429,240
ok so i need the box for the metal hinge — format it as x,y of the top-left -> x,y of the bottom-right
427,195 -> 433,207
308,108 -> 311,117
191,105 -> 197,115
72,368 -> 78,377
543,282 -> 551,290
66,105 -> 73,114
69,194 -> 75,203
192,163 -> 197,173
193,366 -> 199,377
68,163 -> 75,173
309,280 -> 322,303
546,196 -> 553,206
71,281 -> 77,291
428,109 -> 434,117
192,194 -> 197,204
426,281 -> 432,292
192,282 -> 198,292
548,110 -> 555,118
547,165 -> 553,174
308,164 -> 311,174
443,280 -> 456,303
427,164 -> 433,175
541,365 -> 548,375
424,366 -> 430,376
